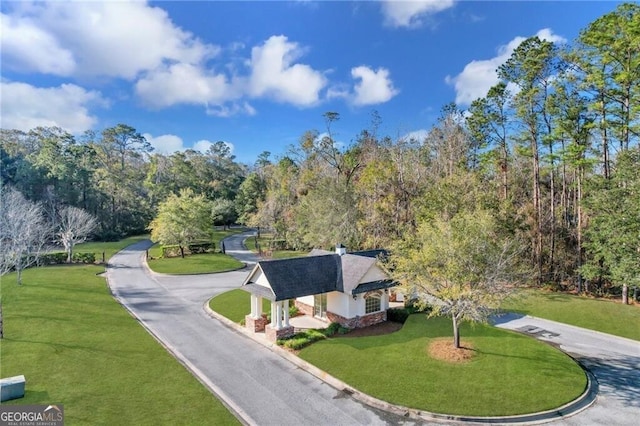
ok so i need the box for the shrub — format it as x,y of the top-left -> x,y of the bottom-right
38,252 -> 68,266
188,242 -> 214,254
278,329 -> 327,350
73,252 -> 96,264
289,305 -> 299,318
161,245 -> 182,258
268,239 -> 287,250
387,307 -> 410,324
324,322 -> 341,336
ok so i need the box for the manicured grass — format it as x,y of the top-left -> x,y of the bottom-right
147,253 -> 244,274
209,289 -> 270,323
211,227 -> 247,246
146,228 -> 247,274
299,315 -> 587,416
504,290 -> 640,341
75,235 -> 150,261
0,266 -> 239,425
244,234 -> 307,259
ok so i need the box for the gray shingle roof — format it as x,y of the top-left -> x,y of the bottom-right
243,255 -> 342,301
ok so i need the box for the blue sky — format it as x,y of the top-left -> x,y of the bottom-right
0,1 -> 623,164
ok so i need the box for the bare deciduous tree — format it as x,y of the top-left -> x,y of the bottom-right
57,206 -> 98,262
0,187 -> 50,284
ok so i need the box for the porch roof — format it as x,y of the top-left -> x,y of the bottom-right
352,279 -> 397,294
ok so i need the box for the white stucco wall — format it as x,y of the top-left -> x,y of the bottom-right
296,289 -> 391,320
253,270 -> 271,288
297,295 -> 314,306
360,266 -> 387,284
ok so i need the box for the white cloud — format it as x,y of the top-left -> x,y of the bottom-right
143,133 -> 185,155
2,1 -> 216,79
0,81 -> 103,133
351,66 -> 399,106
136,63 -> 234,108
381,0 -> 455,28
193,140 -> 214,153
446,28 -> 566,105
248,35 -> 327,106
400,129 -> 429,143
0,12 -> 75,75
143,134 -> 234,156
206,102 -> 256,118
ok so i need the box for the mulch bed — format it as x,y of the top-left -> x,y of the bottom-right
427,338 -> 476,363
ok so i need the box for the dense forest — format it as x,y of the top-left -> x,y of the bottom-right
1,4 -> 638,296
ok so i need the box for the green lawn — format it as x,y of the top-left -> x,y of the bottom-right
147,253 -> 244,274
504,290 -> 640,341
209,289 -> 270,323
146,228 -> 247,274
243,234 -> 307,259
299,315 -> 587,416
73,235 -> 150,262
0,266 -> 239,425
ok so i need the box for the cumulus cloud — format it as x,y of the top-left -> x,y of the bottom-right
248,35 -> 327,106
0,81 -> 104,133
142,133 -> 185,155
401,129 -> 429,143
1,12 -> 75,75
446,28 -> 566,106
351,66 -> 399,106
2,2 -> 394,116
381,0 -> 455,28
135,63 -> 234,108
2,1 -> 215,79
143,134 -> 233,155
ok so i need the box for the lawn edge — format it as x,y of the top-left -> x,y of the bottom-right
204,299 -> 597,424
105,239 -> 250,425
509,313 -> 640,344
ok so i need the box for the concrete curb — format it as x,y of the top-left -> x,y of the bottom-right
104,249 -> 256,426
204,301 -> 598,425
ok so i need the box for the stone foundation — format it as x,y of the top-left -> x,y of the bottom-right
245,314 -> 268,332
265,325 -> 295,342
294,301 -> 387,329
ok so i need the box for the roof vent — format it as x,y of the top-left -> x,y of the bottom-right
335,243 -> 347,256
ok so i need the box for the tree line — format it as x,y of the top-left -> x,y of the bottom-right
1,4 -> 638,299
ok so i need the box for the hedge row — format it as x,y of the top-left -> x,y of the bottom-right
161,242 -> 216,258
38,252 -> 98,265
277,322 -> 350,350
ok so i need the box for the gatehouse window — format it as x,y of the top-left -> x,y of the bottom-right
365,293 -> 381,314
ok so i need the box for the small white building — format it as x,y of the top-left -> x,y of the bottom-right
241,245 -> 396,341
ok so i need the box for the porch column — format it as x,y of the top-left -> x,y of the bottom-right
276,302 -> 283,330
270,301 -> 278,327
250,294 -> 257,318
256,296 -> 263,317
283,300 -> 290,327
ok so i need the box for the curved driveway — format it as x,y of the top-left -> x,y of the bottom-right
106,234 -> 408,426
107,232 -> 640,425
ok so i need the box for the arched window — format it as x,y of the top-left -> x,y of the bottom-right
365,293 -> 381,314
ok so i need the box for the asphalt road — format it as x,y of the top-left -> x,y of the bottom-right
107,232 -> 640,425
106,234 -> 413,426
494,314 -> 640,425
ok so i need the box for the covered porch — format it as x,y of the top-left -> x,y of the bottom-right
243,285 -> 295,342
